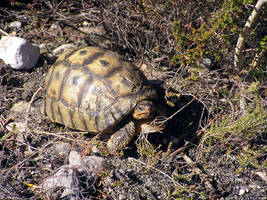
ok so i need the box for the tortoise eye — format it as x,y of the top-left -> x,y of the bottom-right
136,105 -> 145,111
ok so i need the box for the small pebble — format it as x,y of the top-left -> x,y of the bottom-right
49,23 -> 59,30
239,188 -> 246,195
69,150 -> 82,166
202,58 -> 212,68
9,21 -> 22,29
198,57 -> 212,69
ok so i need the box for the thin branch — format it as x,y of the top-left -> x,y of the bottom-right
234,0 -> 267,69
0,28 -> 9,36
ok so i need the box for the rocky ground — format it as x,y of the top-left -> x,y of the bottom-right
0,1 -> 266,200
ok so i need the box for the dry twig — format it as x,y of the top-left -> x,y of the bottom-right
25,87 -> 42,130
0,28 -> 9,36
183,154 -> 214,191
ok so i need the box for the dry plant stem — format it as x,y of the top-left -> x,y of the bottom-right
197,105 -> 207,133
0,28 -> 9,36
167,142 -> 189,159
28,129 -> 79,141
129,157 -> 182,187
250,49 -> 266,70
234,0 -> 267,69
196,108 -> 225,137
0,116 -> 13,129
163,96 -> 196,123
25,87 -> 42,130
182,154 -> 214,191
254,171 -> 267,182
227,99 -> 235,124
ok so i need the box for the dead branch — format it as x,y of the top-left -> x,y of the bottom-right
234,0 -> 267,69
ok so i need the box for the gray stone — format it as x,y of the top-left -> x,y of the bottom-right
42,165 -> 82,198
82,155 -> 105,171
42,152 -> 105,198
198,57 -> 212,69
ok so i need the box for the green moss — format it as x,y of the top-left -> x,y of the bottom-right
136,136 -> 172,167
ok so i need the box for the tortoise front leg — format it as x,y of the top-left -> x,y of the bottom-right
107,121 -> 135,152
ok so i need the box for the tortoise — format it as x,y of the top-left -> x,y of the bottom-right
43,46 -> 165,151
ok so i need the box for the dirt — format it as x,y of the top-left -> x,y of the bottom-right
0,1 -> 266,200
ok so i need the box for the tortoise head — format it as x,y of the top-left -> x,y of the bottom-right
133,100 -> 155,120
133,100 -> 165,133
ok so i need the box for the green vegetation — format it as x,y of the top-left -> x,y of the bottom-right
200,98 -> 266,169
172,0 -> 265,71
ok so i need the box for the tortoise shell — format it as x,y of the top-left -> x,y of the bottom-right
43,46 -> 157,133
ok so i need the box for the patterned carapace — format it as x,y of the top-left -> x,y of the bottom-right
43,46 -> 157,134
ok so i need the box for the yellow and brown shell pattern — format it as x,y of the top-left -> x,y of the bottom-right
43,47 -> 157,134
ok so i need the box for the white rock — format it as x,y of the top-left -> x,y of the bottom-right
0,36 -> 40,70
69,150 -> 82,166
198,57 -> 212,69
10,21 -> 22,28
49,23 -> 60,30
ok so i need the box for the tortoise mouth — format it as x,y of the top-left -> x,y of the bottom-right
135,112 -> 151,119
